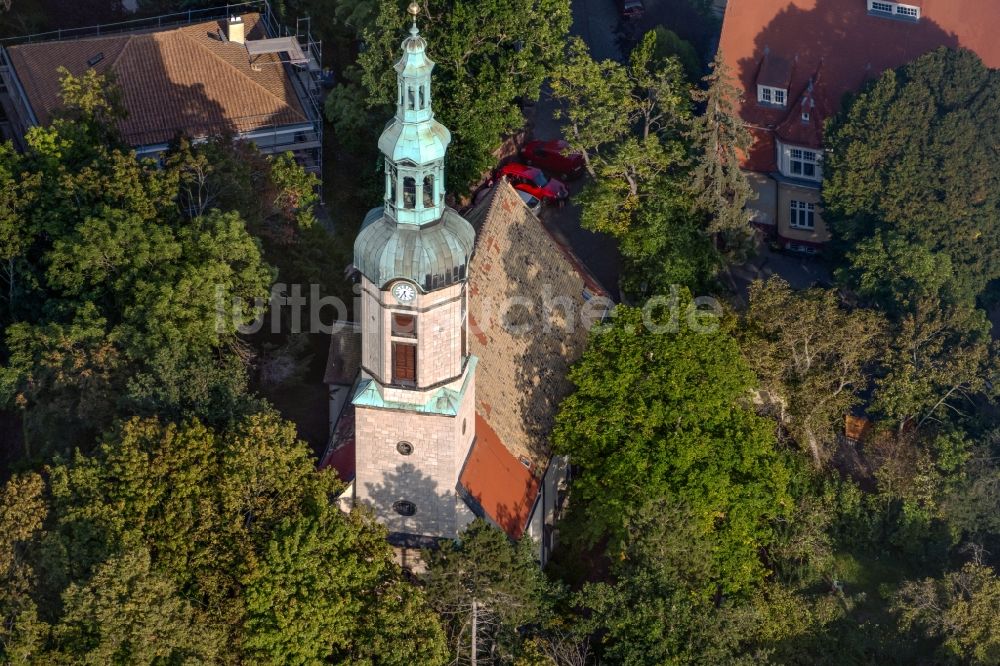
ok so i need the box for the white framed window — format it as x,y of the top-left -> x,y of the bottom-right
789,200 -> 815,230
758,85 -> 787,107
867,0 -> 920,20
790,148 -> 819,178
778,142 -> 823,181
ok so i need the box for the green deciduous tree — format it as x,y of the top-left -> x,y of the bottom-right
553,297 -> 792,595
0,413 -> 448,664
551,32 -> 718,296
893,562 -> 1000,665
423,519 -> 554,664
333,0 -> 571,191
550,36 -> 634,178
51,547 -> 225,664
872,296 -> 996,431
0,473 -> 49,663
740,278 -> 886,466
0,71 -> 287,457
651,26 -> 702,83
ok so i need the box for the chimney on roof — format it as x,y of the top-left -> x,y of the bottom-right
228,15 -> 245,45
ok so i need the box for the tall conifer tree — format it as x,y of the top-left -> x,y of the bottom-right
689,51 -> 755,235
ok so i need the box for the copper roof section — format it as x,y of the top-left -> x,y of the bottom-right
719,0 -> 1000,171
6,13 -> 307,146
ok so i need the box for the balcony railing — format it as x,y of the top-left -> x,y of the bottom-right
0,2 -> 275,46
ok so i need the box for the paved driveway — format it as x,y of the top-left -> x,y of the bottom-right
527,0 -> 624,299
570,0 -> 625,62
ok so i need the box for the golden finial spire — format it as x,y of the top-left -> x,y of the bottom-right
407,2 -> 421,27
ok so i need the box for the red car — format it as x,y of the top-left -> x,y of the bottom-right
520,139 -> 585,180
496,163 -> 568,204
617,0 -> 644,18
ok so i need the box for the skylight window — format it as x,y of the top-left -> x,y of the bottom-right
758,85 -> 787,107
867,0 -> 920,21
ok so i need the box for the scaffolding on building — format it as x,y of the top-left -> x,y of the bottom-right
0,1 -> 325,179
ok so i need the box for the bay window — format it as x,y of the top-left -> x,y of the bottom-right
778,142 -> 823,181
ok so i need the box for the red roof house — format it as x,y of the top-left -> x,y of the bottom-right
719,0 -> 1000,250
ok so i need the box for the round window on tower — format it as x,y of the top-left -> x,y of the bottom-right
393,500 -> 417,516
396,441 -> 414,456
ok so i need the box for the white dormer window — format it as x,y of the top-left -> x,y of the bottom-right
758,85 -> 787,107
868,0 -> 920,20
778,141 -> 823,181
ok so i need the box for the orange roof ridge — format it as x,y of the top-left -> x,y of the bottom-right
104,34 -> 135,72
174,28 -> 306,124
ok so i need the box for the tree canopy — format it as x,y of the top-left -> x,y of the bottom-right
0,70 -> 336,459
553,297 -> 792,595
0,413 -> 449,664
328,0 -> 572,192
824,47 -> 1000,312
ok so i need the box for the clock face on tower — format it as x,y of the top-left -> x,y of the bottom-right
391,281 -> 417,303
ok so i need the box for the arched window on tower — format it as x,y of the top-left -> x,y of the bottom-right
397,82 -> 403,106
419,85 -> 425,109
403,177 -> 416,208
387,165 -> 397,208
423,174 -> 434,208
407,86 -> 415,110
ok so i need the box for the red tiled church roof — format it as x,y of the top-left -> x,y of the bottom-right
320,404 -> 356,483
459,181 -> 610,539
458,414 -> 539,539
719,0 -> 1000,172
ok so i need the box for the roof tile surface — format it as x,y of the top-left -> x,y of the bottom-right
466,181 -> 609,467
458,413 -> 539,539
7,13 -> 306,146
719,0 -> 1000,171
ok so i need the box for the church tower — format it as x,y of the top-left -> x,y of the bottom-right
351,3 -> 477,541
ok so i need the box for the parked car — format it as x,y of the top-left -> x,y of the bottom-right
617,0 -> 644,18
496,163 -> 568,204
520,139 -> 585,180
515,189 -> 543,216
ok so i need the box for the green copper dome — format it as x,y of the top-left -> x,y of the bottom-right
354,206 -> 475,292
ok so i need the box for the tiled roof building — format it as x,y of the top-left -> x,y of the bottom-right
322,181 -> 610,558
0,9 -> 322,173
319,5 -> 611,564
719,0 -> 1000,252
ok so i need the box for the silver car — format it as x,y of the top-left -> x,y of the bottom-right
516,189 -> 543,217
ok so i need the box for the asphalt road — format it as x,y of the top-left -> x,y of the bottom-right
529,0 -> 624,299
